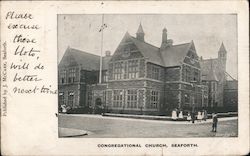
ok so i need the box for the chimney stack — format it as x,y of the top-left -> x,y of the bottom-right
160,27 -> 173,50
105,50 -> 111,57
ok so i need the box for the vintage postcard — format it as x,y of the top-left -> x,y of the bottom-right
1,0 -> 249,155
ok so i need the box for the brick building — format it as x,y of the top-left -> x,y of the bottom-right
223,80 -> 238,110
200,43 -> 238,111
58,24 -> 237,114
58,47 -> 111,110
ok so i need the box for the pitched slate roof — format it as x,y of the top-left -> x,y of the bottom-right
200,58 -> 223,81
130,36 -> 164,66
59,47 -> 111,71
126,34 -> 192,67
160,42 -> 192,67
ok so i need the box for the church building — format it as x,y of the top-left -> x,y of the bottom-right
58,24 -> 237,115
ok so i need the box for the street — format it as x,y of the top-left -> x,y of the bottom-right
58,114 -> 238,138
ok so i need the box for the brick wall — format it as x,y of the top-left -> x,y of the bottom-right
165,67 -> 180,81
108,80 -> 144,89
145,80 -> 164,110
58,84 -> 79,108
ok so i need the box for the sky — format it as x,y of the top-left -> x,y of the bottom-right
58,14 -> 237,79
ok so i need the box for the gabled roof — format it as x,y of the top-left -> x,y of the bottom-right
160,42 -> 192,67
200,58 -> 224,82
130,36 -> 164,66
59,47 -> 110,71
113,32 -> 195,67
206,66 -> 218,81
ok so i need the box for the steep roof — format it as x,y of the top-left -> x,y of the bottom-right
206,66 -> 218,81
136,23 -> 144,34
200,58 -> 224,82
130,36 -> 164,66
219,42 -> 227,52
115,32 -> 194,67
160,42 -> 192,67
59,47 -> 110,71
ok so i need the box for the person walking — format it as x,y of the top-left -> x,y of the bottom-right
191,110 -> 195,124
197,111 -> 202,122
178,110 -> 184,120
171,109 -> 177,120
212,113 -> 218,132
187,112 -> 192,122
203,109 -> 207,121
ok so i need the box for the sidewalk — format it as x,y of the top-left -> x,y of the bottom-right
102,112 -> 238,124
59,113 -> 238,125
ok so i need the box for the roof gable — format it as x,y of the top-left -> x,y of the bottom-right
200,58 -> 224,82
130,37 -> 164,66
160,42 -> 192,67
110,33 -> 144,61
59,47 -> 110,71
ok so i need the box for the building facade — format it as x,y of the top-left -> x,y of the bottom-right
58,24 -> 237,114
200,43 -> 238,111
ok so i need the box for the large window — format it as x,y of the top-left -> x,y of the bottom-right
113,90 -> 123,107
194,69 -> 199,82
113,62 -> 123,80
112,59 -> 140,80
127,89 -> 138,108
149,91 -> 159,109
103,71 -> 108,82
60,70 -> 67,84
68,91 -> 74,108
152,66 -> 160,80
148,64 -> 160,80
211,82 -> 217,92
128,60 -> 139,79
68,68 -> 76,83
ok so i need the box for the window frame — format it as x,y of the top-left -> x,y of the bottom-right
127,89 -> 138,108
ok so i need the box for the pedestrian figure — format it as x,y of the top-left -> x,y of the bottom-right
212,113 -> 218,132
191,111 -> 195,124
171,109 -> 177,120
178,110 -> 184,120
187,112 -> 192,122
61,105 -> 67,113
202,109 -> 207,121
197,111 -> 202,122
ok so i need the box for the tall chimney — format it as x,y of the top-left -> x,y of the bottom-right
162,27 -> 168,44
105,50 -> 111,57
160,27 -> 173,50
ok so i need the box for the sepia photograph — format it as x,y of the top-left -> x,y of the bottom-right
57,14 -> 238,138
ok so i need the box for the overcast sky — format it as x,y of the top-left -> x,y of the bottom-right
58,14 -> 237,79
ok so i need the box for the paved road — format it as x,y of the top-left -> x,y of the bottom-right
58,114 -> 238,138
